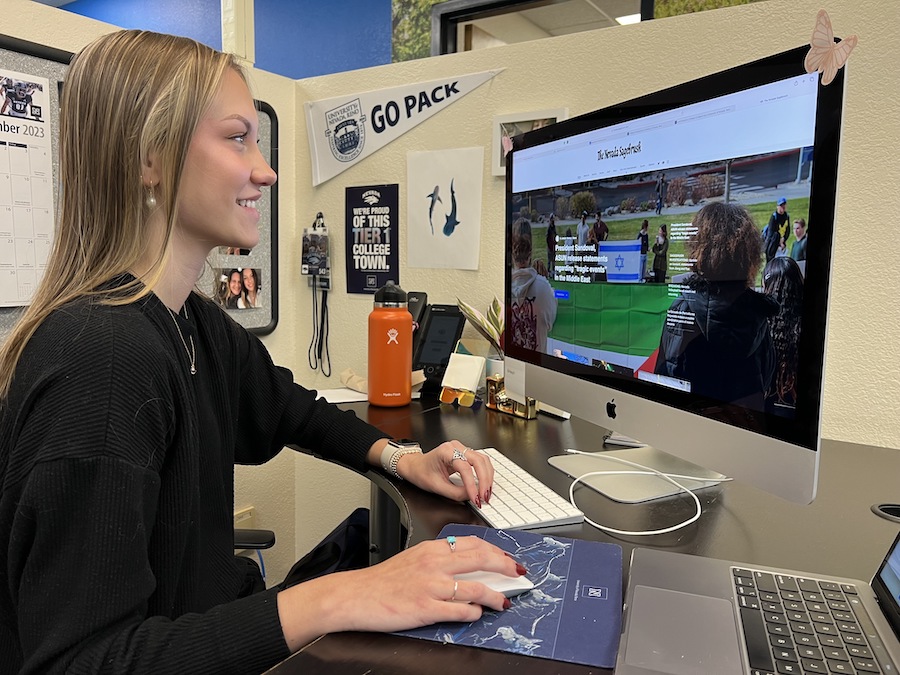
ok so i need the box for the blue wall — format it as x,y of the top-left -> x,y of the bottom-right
63,0 -> 223,50
256,0 -> 391,79
61,0 -> 392,79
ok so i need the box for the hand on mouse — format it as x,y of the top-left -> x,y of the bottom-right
276,535 -> 522,652
396,440 -> 493,507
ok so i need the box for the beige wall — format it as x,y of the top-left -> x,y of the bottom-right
6,0 -> 900,584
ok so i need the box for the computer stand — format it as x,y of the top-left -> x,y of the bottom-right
547,445 -> 727,504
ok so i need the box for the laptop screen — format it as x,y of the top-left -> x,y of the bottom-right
872,531 -> 900,639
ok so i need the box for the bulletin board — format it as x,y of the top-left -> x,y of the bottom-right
0,33 -> 279,338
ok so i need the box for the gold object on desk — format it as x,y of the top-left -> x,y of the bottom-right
485,375 -> 536,419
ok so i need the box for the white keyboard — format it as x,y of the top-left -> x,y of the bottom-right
454,447 -> 584,530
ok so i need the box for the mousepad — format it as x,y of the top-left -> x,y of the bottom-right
393,524 -> 623,668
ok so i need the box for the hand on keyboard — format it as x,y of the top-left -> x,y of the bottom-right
451,448 -> 584,530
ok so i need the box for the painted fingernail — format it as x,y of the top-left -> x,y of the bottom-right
485,487 -> 492,503
503,598 -> 512,610
474,494 -> 482,509
516,563 -> 527,576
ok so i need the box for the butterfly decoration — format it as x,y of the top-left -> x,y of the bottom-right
804,9 -> 858,86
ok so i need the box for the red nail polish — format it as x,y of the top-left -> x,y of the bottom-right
485,487 -> 492,503
503,598 -> 511,610
474,494 -> 482,509
516,563 -> 527,576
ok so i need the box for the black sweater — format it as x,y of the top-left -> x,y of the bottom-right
0,289 -> 387,674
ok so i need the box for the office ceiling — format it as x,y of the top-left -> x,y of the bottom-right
461,0 -> 642,46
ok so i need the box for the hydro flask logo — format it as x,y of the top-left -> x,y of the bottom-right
386,328 -> 399,344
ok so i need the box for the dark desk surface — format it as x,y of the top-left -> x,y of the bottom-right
267,399 -> 900,674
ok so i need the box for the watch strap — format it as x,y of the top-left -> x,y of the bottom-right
381,440 -> 422,479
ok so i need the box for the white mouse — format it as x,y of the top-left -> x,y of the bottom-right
455,570 -> 535,598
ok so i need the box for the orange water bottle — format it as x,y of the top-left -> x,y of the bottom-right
368,281 -> 413,406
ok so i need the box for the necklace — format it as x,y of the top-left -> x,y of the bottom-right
166,304 -> 197,376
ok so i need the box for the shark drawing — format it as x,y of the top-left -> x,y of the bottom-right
426,185 -> 441,235
442,178 -> 460,236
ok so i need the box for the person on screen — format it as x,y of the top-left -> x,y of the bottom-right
511,216 -> 557,353
546,213 -> 557,275
238,266 -> 260,308
762,256 -> 804,415
654,202 -> 777,409
764,197 -> 790,261
0,30 -> 516,674
651,224 -> 669,283
790,218 -> 808,262
637,220 -> 650,281
588,213 -> 609,244
655,173 -> 667,215
577,210 -> 590,246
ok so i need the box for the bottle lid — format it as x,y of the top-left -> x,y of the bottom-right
374,280 -> 407,307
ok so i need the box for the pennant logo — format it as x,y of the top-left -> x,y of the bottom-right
325,98 -> 366,162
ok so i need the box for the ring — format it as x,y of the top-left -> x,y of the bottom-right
450,580 -> 459,601
451,449 -> 467,463
447,535 -> 457,552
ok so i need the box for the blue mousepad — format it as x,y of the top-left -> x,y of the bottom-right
394,524 -> 623,668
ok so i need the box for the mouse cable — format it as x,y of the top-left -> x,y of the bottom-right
307,276 -> 331,376
562,447 -> 731,537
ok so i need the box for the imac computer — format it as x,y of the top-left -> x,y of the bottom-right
504,46 -> 846,505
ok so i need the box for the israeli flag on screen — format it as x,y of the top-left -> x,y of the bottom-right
599,240 -> 642,283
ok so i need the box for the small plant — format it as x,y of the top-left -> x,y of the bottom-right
667,176 -> 689,206
457,296 -> 504,357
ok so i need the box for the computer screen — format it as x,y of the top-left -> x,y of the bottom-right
504,46 -> 846,504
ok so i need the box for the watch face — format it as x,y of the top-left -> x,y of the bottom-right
391,439 -> 419,448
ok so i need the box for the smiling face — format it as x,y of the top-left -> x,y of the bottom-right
228,271 -> 242,297
175,68 -> 277,253
242,267 -> 256,293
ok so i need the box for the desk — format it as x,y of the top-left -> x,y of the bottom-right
269,399 -> 900,674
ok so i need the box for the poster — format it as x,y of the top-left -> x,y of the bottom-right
305,70 -> 501,186
345,184 -> 399,294
407,147 -> 483,270
0,69 -> 53,307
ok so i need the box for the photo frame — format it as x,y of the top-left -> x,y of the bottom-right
491,108 -> 567,176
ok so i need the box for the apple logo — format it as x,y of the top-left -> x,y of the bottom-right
606,399 -> 617,419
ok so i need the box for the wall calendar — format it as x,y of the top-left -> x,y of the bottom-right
0,67 -> 53,307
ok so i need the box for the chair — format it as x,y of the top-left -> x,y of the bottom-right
234,528 -> 275,550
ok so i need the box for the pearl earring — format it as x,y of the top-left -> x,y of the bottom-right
146,184 -> 157,208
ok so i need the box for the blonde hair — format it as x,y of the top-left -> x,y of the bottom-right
0,30 -> 243,399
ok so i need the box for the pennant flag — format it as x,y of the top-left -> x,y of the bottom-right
305,69 -> 502,186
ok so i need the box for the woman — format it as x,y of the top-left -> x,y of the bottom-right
225,267 -> 243,308
238,266 -> 260,308
0,31 -> 515,674
651,223 -> 669,283
654,202 -> 777,409
510,217 -> 557,354
762,256 -> 805,415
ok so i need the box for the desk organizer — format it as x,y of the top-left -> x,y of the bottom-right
485,375 -> 537,419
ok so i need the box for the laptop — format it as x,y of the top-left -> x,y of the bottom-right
616,531 -> 900,674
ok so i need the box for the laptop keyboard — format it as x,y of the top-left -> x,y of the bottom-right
458,448 -> 584,529
732,567 -> 896,675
